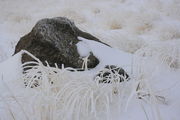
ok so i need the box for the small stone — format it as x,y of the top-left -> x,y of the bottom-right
95,65 -> 130,83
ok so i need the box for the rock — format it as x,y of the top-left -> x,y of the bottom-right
94,65 -> 130,83
14,17 -> 108,69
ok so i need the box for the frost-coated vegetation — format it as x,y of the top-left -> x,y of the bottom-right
1,0 -> 180,120
0,51 -> 168,120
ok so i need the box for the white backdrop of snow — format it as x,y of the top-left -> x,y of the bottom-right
77,37 -> 132,73
0,0 -> 180,120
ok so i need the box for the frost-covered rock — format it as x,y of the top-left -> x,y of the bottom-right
14,17 -> 105,69
95,65 -> 130,83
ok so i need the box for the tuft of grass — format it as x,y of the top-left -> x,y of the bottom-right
0,50 -> 166,120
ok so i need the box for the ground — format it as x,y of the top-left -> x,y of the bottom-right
0,0 -> 180,120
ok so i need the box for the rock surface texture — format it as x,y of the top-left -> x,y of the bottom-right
14,17 -> 107,69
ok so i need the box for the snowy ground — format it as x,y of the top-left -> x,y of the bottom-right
0,0 -> 180,120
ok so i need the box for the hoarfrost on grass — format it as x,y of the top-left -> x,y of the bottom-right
1,0 -> 180,120
0,51 -> 172,120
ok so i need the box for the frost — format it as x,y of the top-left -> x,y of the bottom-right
1,0 -> 180,119
76,41 -> 91,57
0,51 -> 169,120
78,37 -> 132,73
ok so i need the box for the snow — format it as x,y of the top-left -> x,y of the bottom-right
0,0 -> 180,120
76,41 -> 91,57
77,37 -> 132,73
0,52 -> 22,83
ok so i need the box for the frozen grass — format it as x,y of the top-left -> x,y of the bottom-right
0,50 -> 168,120
1,0 -> 180,119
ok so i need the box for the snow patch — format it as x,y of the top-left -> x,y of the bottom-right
78,37 -> 132,73
76,41 -> 91,57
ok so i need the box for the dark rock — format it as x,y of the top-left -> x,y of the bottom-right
95,65 -> 130,83
14,17 -> 108,69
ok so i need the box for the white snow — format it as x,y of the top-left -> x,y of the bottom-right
76,41 -> 91,57
77,37 -> 132,73
0,0 -> 180,120
0,52 -> 22,83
